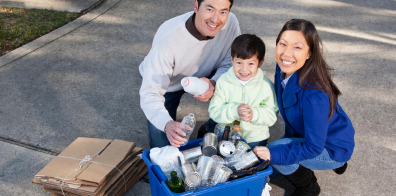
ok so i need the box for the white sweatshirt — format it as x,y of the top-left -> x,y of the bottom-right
139,11 -> 241,131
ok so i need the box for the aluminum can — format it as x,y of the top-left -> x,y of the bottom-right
181,146 -> 202,163
233,151 -> 260,170
236,140 -> 251,154
213,165 -> 233,184
218,140 -> 236,158
197,156 -> 211,177
181,162 -> 202,189
200,155 -> 224,188
224,152 -> 243,169
202,133 -> 218,157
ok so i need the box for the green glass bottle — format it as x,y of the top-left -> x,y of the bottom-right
167,171 -> 184,193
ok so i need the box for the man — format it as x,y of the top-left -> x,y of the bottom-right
139,0 -> 240,148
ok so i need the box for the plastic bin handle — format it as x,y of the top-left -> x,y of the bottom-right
230,160 -> 271,179
152,164 -> 168,182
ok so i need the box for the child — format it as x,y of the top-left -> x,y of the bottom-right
208,34 -> 279,149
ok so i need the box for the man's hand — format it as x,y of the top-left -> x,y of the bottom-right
238,103 -> 253,122
194,77 -> 215,102
253,146 -> 271,161
164,120 -> 187,147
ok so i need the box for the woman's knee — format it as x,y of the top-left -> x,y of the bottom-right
267,138 -> 304,148
271,163 -> 300,175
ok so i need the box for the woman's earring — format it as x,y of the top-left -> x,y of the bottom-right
307,57 -> 310,60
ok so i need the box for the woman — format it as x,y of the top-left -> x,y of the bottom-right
253,19 -> 355,196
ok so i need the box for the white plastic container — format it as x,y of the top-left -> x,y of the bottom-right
181,77 -> 209,95
150,145 -> 185,179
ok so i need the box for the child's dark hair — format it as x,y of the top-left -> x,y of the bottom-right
231,34 -> 265,62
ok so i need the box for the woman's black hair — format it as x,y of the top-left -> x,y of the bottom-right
231,34 -> 265,62
276,19 -> 341,119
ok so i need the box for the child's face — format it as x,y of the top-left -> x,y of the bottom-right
232,54 -> 264,81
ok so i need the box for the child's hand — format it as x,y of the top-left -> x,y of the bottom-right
238,103 -> 252,122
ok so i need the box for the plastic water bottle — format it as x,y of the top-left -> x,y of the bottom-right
229,120 -> 242,146
181,77 -> 209,95
179,113 -> 196,146
214,124 -> 226,140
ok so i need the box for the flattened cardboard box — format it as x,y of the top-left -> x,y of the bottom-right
34,137 -> 135,188
48,159 -> 148,196
42,149 -> 143,195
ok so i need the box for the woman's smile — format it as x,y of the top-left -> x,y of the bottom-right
281,59 -> 294,67
276,30 -> 311,78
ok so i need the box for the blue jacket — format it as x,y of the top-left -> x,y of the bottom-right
269,64 -> 355,165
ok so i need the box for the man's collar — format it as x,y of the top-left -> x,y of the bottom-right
185,13 -> 214,41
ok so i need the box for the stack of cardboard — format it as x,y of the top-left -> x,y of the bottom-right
32,137 -> 147,196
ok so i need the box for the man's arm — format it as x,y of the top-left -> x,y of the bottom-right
139,47 -> 187,147
139,46 -> 173,132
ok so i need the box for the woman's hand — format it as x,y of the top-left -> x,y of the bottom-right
253,146 -> 271,161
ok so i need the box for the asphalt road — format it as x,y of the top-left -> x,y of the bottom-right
0,0 -> 395,195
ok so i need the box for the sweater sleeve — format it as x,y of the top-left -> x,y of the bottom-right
251,79 -> 279,126
208,80 -> 240,124
269,92 -> 329,165
210,14 -> 241,82
139,44 -> 174,132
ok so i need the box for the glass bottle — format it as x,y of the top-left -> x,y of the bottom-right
221,126 -> 231,141
167,171 -> 184,193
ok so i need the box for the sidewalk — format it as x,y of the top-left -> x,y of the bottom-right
0,140 -> 150,195
1,0 -> 396,196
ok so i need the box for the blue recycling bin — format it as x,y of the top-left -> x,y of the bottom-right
142,138 -> 273,196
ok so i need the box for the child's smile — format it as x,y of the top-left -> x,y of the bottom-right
232,55 -> 263,81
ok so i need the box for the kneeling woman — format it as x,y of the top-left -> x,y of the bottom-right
254,19 -> 355,196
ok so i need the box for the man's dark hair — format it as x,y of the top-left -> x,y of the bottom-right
231,34 -> 265,62
197,0 -> 234,10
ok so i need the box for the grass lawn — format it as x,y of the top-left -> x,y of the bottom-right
0,7 -> 82,57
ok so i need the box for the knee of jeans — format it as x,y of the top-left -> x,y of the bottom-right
206,118 -> 217,133
267,138 -> 304,148
271,163 -> 299,175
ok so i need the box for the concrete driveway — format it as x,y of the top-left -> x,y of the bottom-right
0,0 -> 395,195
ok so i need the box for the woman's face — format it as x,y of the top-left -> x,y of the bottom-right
276,30 -> 311,78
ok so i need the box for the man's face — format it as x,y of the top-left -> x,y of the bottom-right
194,0 -> 231,38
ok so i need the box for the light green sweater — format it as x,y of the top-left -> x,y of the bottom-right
208,67 -> 279,143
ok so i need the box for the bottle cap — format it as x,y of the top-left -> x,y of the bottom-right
181,78 -> 189,87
